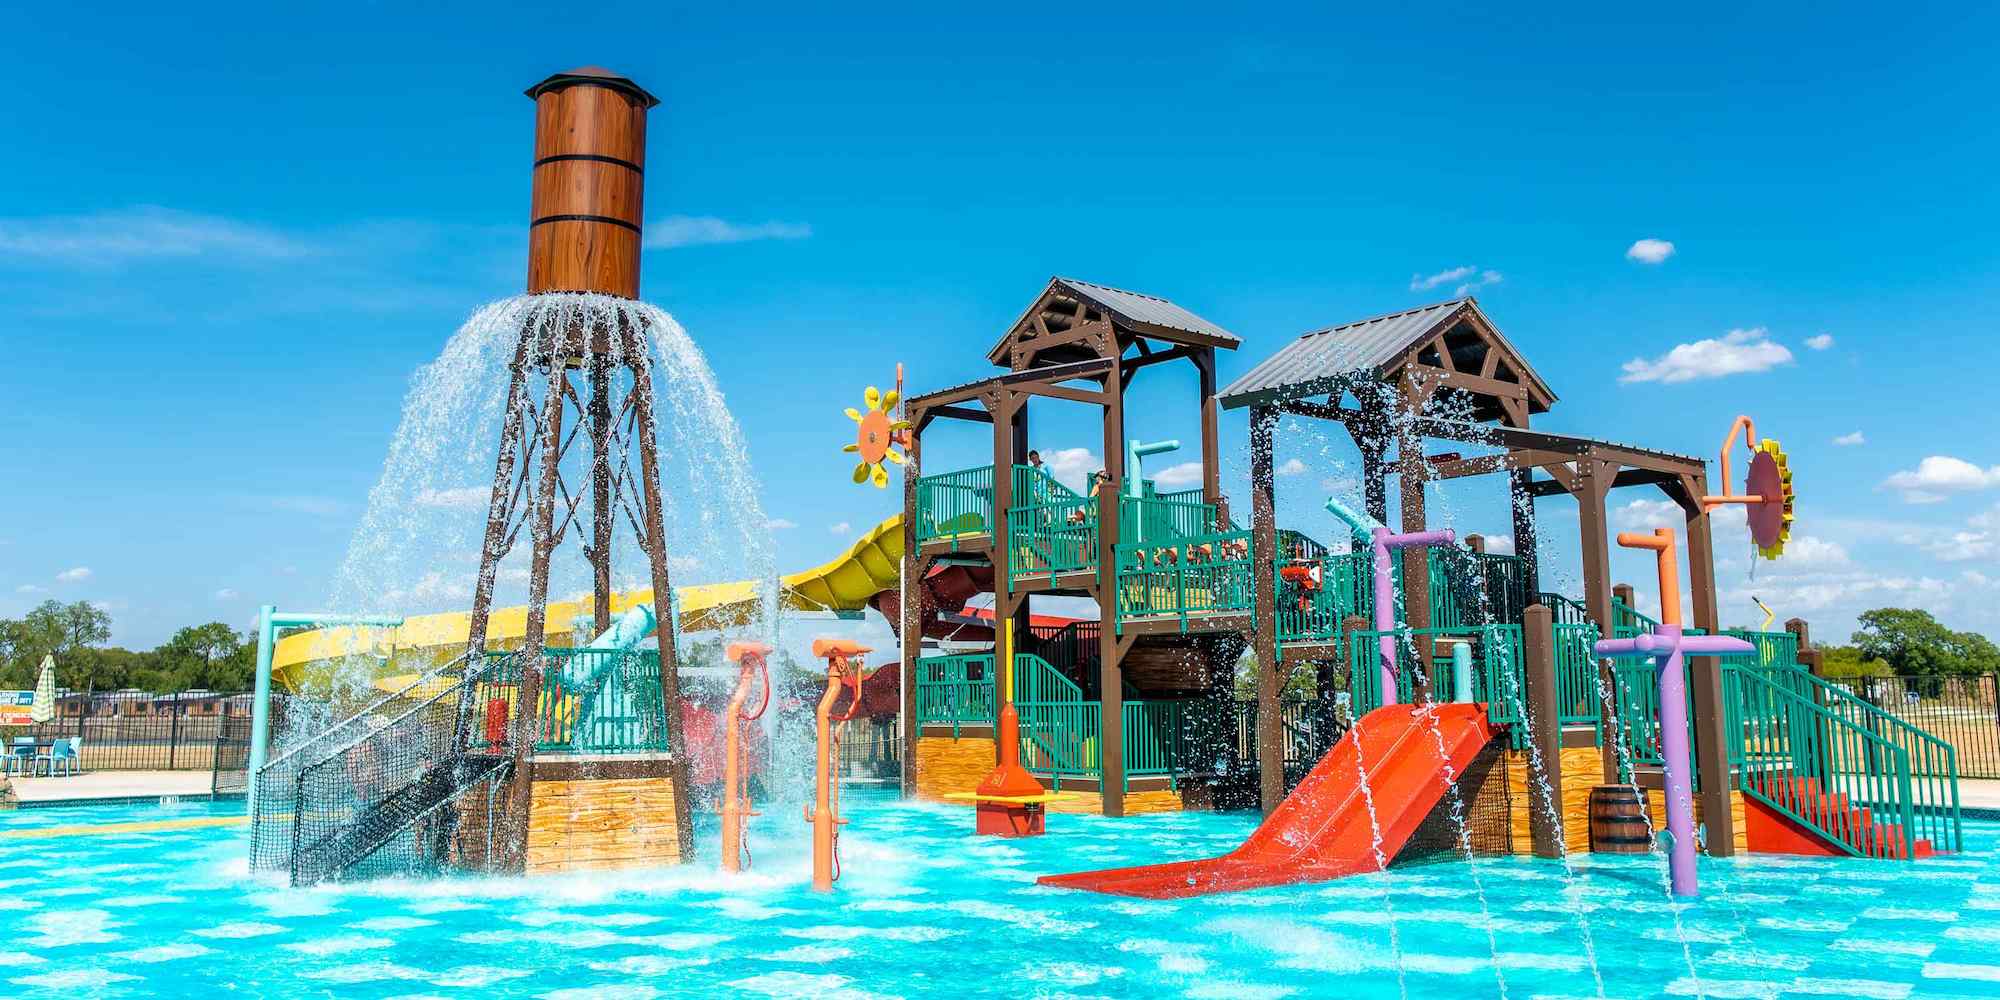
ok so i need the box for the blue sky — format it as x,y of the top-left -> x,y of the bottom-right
3,3 -> 1998,648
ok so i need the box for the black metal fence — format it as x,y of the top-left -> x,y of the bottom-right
1840,674 -> 2000,779
2,690 -> 253,772
212,713 -> 252,795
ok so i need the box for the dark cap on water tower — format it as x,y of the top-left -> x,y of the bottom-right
525,67 -> 659,299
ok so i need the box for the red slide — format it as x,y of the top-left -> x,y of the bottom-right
1038,703 -> 1496,898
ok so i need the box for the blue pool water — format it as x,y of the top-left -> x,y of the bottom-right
3,793 -> 1998,999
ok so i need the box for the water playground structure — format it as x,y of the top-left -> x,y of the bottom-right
243,68 -> 1964,910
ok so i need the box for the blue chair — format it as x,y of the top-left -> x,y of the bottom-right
3,737 -> 35,776
35,738 -> 80,777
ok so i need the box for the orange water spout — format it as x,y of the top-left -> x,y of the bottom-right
808,638 -> 869,891
721,641 -> 771,873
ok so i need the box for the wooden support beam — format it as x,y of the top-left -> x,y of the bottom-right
1679,470 -> 1735,856
1571,458 -> 1620,784
1096,355 -> 1128,817
1198,348 -> 1224,525
1124,344 -> 1198,372
1522,603 -> 1564,858
1249,405 -> 1282,816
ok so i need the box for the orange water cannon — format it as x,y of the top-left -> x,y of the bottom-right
720,641 -> 772,874
806,638 -> 868,891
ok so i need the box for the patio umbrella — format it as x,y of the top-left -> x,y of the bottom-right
29,655 -> 55,725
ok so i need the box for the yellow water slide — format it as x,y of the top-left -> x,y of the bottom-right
270,514 -> 905,691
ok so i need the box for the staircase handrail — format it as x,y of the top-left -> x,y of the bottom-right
1730,664 -> 1961,856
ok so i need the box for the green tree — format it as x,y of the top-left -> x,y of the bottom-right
1850,607 -> 1997,680
153,623 -> 250,690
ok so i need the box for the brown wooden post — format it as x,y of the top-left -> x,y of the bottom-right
1096,360 -> 1127,817
1521,603 -> 1564,857
1509,467 -> 1541,597
1466,533 -> 1486,555
1198,348 -> 1226,527
631,360 -> 696,862
1249,406 -> 1282,814
900,428 -> 923,796
1397,430 -> 1433,701
1612,582 -> 1636,616
1786,618 -> 1821,676
1360,431 -> 1390,528
1682,493 -> 1735,856
501,360 -> 570,872
1574,460 -> 1619,784
589,359 -> 615,634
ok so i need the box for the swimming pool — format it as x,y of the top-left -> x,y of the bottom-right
3,792 -> 1997,999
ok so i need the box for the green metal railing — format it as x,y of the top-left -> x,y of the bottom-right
1538,592 -> 1592,627
1013,653 -> 1184,791
915,465 -> 995,545
1347,625 -> 1528,746
533,648 -> 670,754
1114,529 -> 1254,633
1730,665 -> 1962,856
1429,549 -> 1530,627
1611,598 -> 1660,638
1553,622 -> 1604,733
1005,498 -> 1098,584
1119,494 -> 1220,544
914,654 -> 996,736
1274,551 -> 1377,645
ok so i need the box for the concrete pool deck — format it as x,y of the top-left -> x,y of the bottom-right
2,769 -> 237,808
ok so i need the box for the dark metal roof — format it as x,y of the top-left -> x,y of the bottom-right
1217,297 -> 1555,413
1052,277 -> 1240,347
1427,418 -> 1703,467
988,277 -> 1240,364
1218,300 -> 1465,408
524,66 -> 661,108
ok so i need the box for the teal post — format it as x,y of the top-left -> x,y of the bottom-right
247,604 -> 278,815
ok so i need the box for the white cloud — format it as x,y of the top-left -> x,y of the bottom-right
644,215 -> 812,249
767,518 -> 798,530
1152,462 -> 1204,489
1922,505 -> 2000,562
1804,333 -> 1834,351
1832,431 -> 1865,447
1478,534 -> 1515,555
1275,458 -> 1308,477
15,584 -> 42,594
1613,499 -> 1682,531
1625,238 -> 1676,264
1618,327 -> 1794,384
55,566 -> 91,583
1881,456 -> 2000,504
829,521 -> 852,536
1042,447 -> 1102,493
1409,265 -> 1501,296
0,206 -> 313,265
412,486 -> 489,510
1776,536 -> 1849,569
213,588 -> 240,600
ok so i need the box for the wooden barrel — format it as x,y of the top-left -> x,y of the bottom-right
525,67 -> 658,299
1589,784 -> 1655,854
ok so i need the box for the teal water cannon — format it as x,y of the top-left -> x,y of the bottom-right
1124,438 -> 1182,499
561,603 -> 658,686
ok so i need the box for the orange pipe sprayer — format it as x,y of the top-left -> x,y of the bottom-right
1615,527 -> 1682,627
1702,414 -> 1765,509
720,641 -> 771,874
807,638 -> 868,892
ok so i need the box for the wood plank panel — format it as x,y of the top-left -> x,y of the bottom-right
524,775 -> 682,873
914,736 -> 996,802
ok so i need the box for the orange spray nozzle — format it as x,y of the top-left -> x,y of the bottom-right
1615,527 -> 1683,627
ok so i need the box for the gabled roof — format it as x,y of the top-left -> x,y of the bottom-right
987,277 -> 1239,367
1217,297 -> 1556,417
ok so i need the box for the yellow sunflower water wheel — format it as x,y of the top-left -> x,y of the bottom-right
1744,438 -> 1795,558
843,364 -> 911,488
